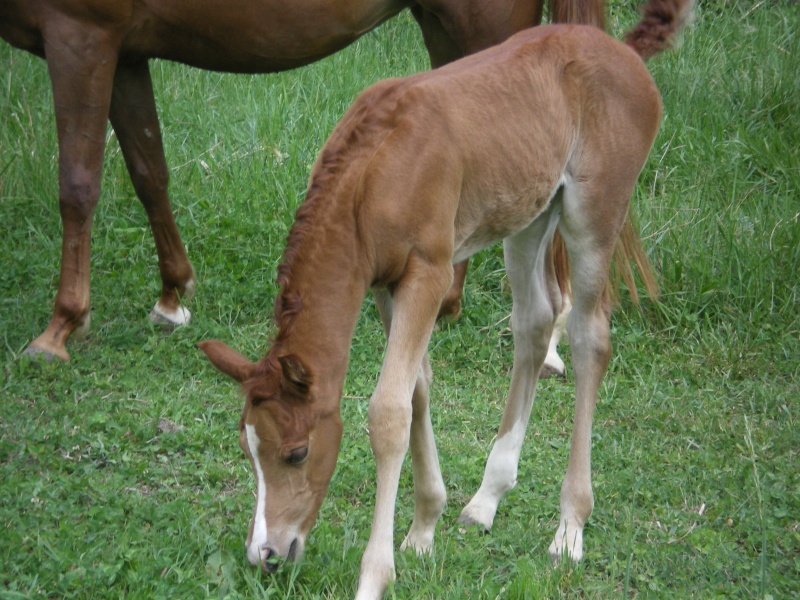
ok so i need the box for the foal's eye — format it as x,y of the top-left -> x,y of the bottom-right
284,446 -> 309,465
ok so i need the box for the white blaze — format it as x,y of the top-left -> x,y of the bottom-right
245,424 -> 268,565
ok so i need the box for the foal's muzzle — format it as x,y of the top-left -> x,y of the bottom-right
259,539 -> 299,573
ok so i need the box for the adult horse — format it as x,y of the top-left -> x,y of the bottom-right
200,0 -> 691,596
0,0 -> 605,362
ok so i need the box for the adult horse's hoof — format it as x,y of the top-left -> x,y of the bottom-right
150,302 -> 191,327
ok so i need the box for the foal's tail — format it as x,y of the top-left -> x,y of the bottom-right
624,0 -> 695,60
552,216 -> 659,312
611,0 -> 693,303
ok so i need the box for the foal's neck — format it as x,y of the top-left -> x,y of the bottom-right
269,96 -> 396,401
271,207 -> 370,403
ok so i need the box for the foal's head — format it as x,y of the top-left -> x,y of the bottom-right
199,340 -> 342,571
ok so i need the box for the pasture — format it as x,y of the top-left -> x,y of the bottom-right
1,3 -> 798,598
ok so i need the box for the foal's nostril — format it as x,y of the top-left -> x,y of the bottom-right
287,538 -> 298,562
260,545 -> 281,573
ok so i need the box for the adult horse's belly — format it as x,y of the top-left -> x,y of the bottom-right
133,0 -> 412,72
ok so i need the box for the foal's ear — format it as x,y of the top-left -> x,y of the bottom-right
198,339 -> 254,383
278,353 -> 313,396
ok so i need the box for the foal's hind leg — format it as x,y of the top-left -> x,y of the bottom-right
372,289 -> 447,555
459,202 -> 561,530
109,61 -> 195,326
547,185 -> 627,563
437,259 -> 467,320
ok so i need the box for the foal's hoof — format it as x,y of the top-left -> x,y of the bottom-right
456,511 -> 491,532
548,527 -> 584,566
150,302 -> 191,327
540,363 -> 566,380
549,546 -> 580,567
23,342 -> 69,363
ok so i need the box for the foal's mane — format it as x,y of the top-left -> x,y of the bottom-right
272,80 -> 407,343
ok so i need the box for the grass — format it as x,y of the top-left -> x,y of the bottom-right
1,4 -> 798,598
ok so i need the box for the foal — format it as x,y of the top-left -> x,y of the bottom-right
200,0 -> 692,597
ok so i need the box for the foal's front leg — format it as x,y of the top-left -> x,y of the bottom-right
373,291 -> 447,556
400,354 -> 447,553
357,261 -> 452,600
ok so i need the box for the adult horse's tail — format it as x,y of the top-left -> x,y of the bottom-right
549,0 -> 606,29
625,0 -> 694,59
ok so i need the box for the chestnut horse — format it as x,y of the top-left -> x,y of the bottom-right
0,0 -> 606,362
199,0 -> 692,596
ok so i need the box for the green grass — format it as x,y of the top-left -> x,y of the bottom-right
1,5 -> 798,599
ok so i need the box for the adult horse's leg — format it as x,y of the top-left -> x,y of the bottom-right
24,22 -> 121,362
109,61 -> 195,325
458,200 -> 561,530
412,1 -> 544,65
550,0 -> 606,28
414,1 -> 547,321
358,257 -> 452,600
373,289 -> 448,554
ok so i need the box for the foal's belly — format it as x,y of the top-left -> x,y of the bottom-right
452,176 -> 563,263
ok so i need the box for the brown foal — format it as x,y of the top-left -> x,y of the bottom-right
200,0 -> 693,597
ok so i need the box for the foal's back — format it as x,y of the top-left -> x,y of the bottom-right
340,24 -> 662,270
